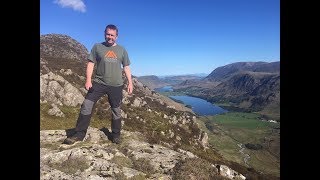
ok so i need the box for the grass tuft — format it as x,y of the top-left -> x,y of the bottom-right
48,157 -> 90,174
172,158 -> 228,180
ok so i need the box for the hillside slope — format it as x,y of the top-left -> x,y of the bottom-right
40,34 -> 279,179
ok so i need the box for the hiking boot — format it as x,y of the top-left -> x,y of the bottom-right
62,136 -> 82,145
112,137 -> 121,144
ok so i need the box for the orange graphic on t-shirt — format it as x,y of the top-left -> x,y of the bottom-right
105,50 -> 117,59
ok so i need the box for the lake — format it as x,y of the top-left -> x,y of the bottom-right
169,95 -> 228,116
154,86 -> 227,116
154,86 -> 173,92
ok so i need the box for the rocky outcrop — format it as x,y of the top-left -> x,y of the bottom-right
40,34 -> 88,61
40,127 -> 246,180
40,72 -> 84,107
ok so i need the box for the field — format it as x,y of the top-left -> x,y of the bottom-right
197,112 -> 280,177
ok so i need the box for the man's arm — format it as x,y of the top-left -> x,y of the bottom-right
123,65 -> 133,94
85,61 -> 95,90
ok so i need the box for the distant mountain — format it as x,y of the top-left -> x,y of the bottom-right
205,61 -> 279,82
173,61 -> 280,120
136,75 -> 169,90
204,71 -> 279,112
161,75 -> 205,85
40,34 -> 89,77
137,74 -> 206,90
159,73 -> 208,78
40,33 -> 88,60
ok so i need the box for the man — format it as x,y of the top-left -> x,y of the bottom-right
63,24 -> 133,145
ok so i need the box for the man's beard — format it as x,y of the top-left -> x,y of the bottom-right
105,39 -> 114,46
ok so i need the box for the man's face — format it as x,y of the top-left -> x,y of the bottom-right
105,28 -> 118,46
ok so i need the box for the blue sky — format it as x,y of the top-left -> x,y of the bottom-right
40,0 -> 280,76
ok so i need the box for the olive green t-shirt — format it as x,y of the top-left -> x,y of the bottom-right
88,42 -> 130,86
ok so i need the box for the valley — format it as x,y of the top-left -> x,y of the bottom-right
154,87 -> 280,177
197,113 -> 280,177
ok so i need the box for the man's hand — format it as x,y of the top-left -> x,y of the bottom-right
123,65 -> 133,94
85,61 -> 94,90
127,82 -> 133,94
85,81 -> 92,90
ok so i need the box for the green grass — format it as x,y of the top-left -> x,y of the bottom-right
213,112 -> 269,128
208,112 -> 279,144
197,112 -> 280,177
40,103 -> 111,130
248,150 -> 280,176
40,103 -> 78,130
215,101 -> 280,121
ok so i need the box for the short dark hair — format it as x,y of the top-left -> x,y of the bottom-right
105,24 -> 118,35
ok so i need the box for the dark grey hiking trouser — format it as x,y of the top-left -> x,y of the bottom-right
74,81 -> 123,139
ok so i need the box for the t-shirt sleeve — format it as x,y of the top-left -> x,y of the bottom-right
122,48 -> 130,66
88,44 -> 97,63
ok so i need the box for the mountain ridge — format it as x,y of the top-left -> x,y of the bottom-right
169,61 -> 280,120
205,61 -> 279,82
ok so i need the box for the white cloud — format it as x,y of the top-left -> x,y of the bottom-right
54,0 -> 86,13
